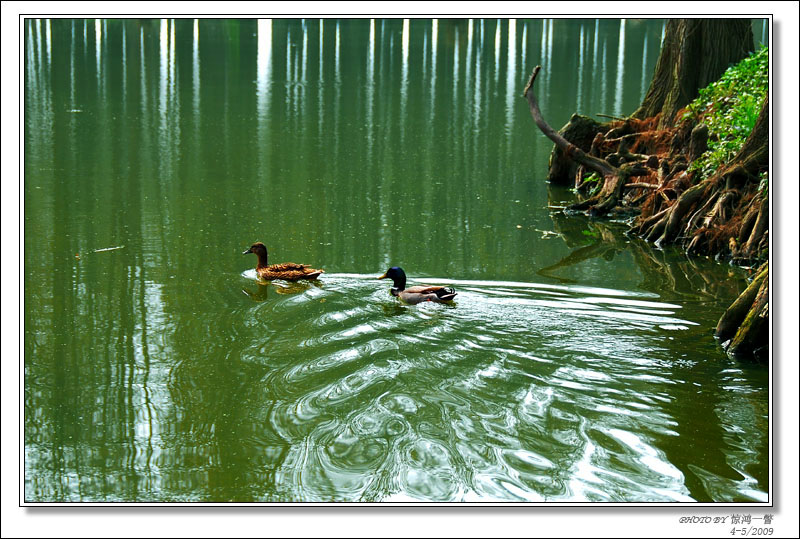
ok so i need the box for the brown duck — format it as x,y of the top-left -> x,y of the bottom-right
378,267 -> 457,304
243,242 -> 324,281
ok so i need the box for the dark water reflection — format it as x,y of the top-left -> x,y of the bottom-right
24,18 -> 768,502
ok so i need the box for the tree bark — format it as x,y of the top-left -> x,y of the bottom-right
633,19 -> 754,128
715,263 -> 768,343
725,263 -> 769,361
546,115 -> 606,186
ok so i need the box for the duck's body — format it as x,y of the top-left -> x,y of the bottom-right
243,242 -> 323,281
378,267 -> 457,304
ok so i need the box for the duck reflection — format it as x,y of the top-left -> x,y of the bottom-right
242,279 -> 322,301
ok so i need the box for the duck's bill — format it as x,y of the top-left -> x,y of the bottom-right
242,248 -> 252,255
377,273 -> 387,280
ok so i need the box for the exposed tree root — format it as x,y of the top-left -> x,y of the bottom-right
524,61 -> 769,361
525,64 -> 768,265
524,66 -> 652,218
716,262 -> 769,361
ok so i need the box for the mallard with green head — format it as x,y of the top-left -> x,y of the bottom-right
243,242 -> 324,281
378,267 -> 457,304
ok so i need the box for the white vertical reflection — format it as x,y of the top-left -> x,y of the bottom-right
545,19 -> 553,93
465,19 -> 473,94
257,19 -> 272,182
472,20 -> 482,165
70,21 -> 76,107
592,21 -> 599,120
473,23 -> 482,124
453,26 -> 460,106
158,19 -> 169,146
577,26 -> 585,113
257,19 -> 272,124
169,19 -> 176,110
401,18 -> 410,129
25,20 -> 37,127
44,19 -> 51,66
285,25 -> 293,112
422,21 -> 435,246
505,19 -> 516,134
520,22 -> 527,73
452,24 -> 461,207
283,24 -> 295,118
430,19 -> 437,105
140,27 -> 147,114
335,21 -> 341,85
539,19 -> 547,72
494,19 -> 501,82
163,20 -> 179,192
301,19 -> 308,83
614,19 -> 626,116
319,19 -> 324,80
640,33 -> 648,100
159,19 -> 167,111
297,20 -> 307,119
193,19 -> 200,118
318,20 -> 324,141
293,25 -> 299,86
121,22 -> 127,105
402,18 -> 410,74
377,19 -> 390,268
334,21 -> 341,182
422,30 -> 427,78
366,19 -> 375,159
26,18 -> 54,234
95,19 -> 102,86
600,40 -> 608,114
34,18 -> 41,70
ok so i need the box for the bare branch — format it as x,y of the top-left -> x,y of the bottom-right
523,66 -> 617,178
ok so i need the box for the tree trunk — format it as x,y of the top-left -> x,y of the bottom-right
545,114 -> 606,186
633,19 -> 754,128
715,263 -> 768,343
723,263 -> 769,361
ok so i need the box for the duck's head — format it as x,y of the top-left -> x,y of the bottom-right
243,242 -> 269,265
378,266 -> 407,290
243,242 -> 267,256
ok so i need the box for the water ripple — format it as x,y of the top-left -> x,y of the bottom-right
182,274 -> 762,501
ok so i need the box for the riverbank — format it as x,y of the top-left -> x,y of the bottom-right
538,46 -> 770,361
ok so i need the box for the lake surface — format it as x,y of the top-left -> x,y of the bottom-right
24,18 -> 769,503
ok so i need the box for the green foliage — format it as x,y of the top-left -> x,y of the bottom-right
683,46 -> 768,178
570,173 -> 601,195
583,173 -> 600,184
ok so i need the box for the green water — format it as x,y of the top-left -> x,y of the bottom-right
24,18 -> 769,503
